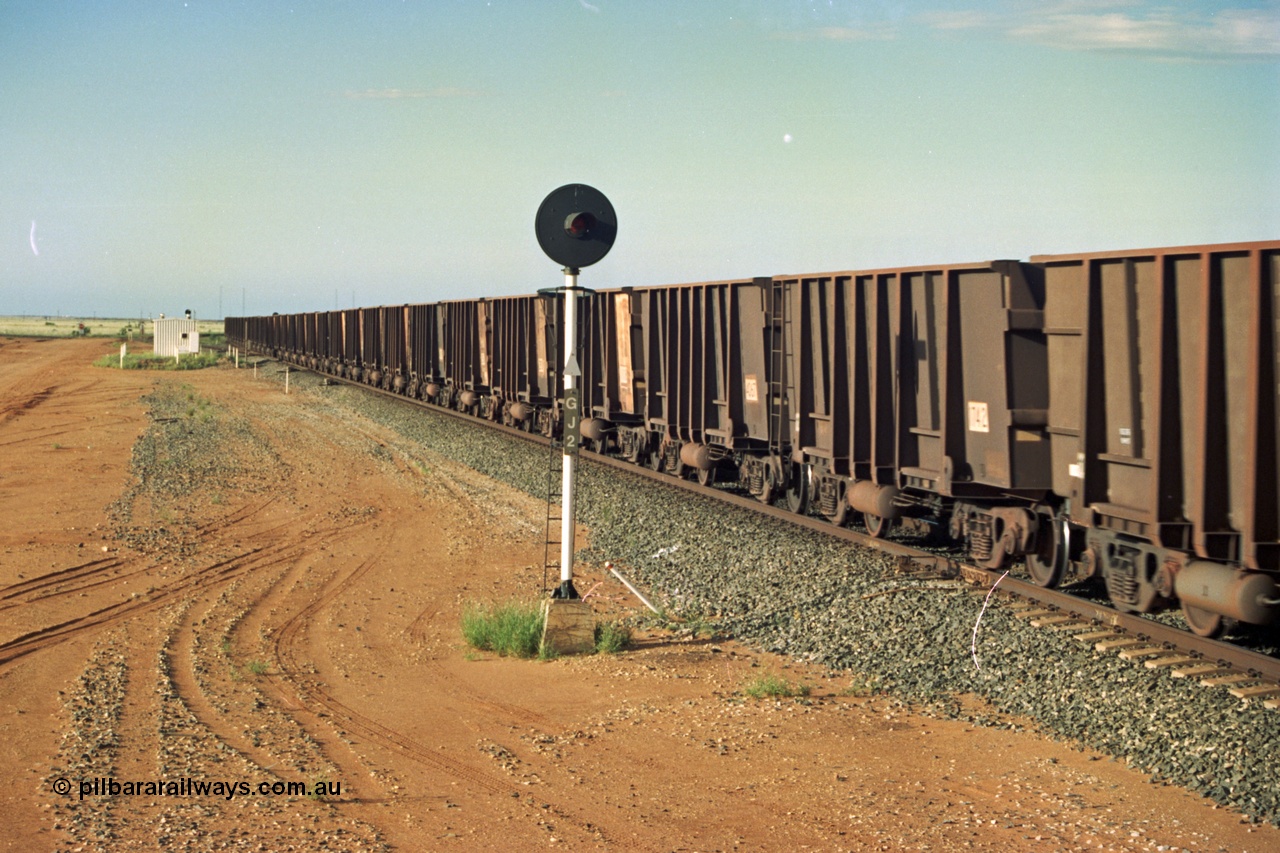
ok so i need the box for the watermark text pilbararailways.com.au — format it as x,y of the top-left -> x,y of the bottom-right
50,776 -> 342,801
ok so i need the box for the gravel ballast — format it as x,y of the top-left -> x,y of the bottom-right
276,369 -> 1280,826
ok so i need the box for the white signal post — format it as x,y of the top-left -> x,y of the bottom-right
558,267 -> 582,598
534,183 -> 616,610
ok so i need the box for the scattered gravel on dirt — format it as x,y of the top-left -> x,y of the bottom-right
289,369 -> 1280,827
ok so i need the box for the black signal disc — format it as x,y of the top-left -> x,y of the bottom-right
535,184 -> 617,269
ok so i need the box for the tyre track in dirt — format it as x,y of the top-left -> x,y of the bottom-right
0,386 -> 55,425
269,553 -> 517,793
403,608 -> 551,728
0,515 -> 356,669
157,504 -> 381,785
0,366 -> 139,444
265,541 -> 615,845
164,561 -> 345,787
0,500 -> 280,614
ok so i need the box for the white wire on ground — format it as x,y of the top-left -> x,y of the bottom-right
971,570 -> 1010,671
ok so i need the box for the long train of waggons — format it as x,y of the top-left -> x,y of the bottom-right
226,239 -> 1280,639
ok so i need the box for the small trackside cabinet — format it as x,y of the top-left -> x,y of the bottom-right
1036,241 -> 1280,572
892,261 -> 1051,497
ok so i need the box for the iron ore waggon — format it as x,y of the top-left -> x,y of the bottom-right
226,239 -> 1280,637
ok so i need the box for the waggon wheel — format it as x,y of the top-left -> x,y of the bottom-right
1182,604 -> 1228,639
647,447 -> 664,472
697,467 -> 716,487
784,463 -> 809,514
824,500 -> 848,528
1026,517 -> 1064,588
862,512 -> 893,539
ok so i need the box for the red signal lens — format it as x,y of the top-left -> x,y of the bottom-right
565,212 -> 594,239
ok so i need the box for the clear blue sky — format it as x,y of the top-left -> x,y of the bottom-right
2,1 -> 1277,319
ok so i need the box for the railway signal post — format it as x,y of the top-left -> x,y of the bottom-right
534,184 -> 617,652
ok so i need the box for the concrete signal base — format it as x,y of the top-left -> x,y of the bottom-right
541,599 -> 596,655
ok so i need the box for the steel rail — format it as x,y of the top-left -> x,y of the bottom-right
261,359 -> 1280,686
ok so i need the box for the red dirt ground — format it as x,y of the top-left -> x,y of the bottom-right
1,337 -> 1277,852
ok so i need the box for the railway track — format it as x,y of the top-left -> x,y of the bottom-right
255,358 -> 1280,710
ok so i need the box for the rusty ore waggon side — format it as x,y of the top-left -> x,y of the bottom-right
1034,242 -> 1280,636
224,239 -> 1280,637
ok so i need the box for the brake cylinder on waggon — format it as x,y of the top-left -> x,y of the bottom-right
679,442 -> 715,471
847,480 -> 901,520
1175,562 -> 1280,626
580,418 -> 609,442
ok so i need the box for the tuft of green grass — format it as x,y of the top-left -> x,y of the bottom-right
460,600 -> 546,659
593,621 -> 632,654
743,672 -> 811,700
92,352 -> 223,371
245,659 -> 268,676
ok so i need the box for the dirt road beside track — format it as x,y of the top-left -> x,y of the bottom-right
1,337 -> 1275,852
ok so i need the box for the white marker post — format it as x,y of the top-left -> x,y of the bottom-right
558,268 -> 582,599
